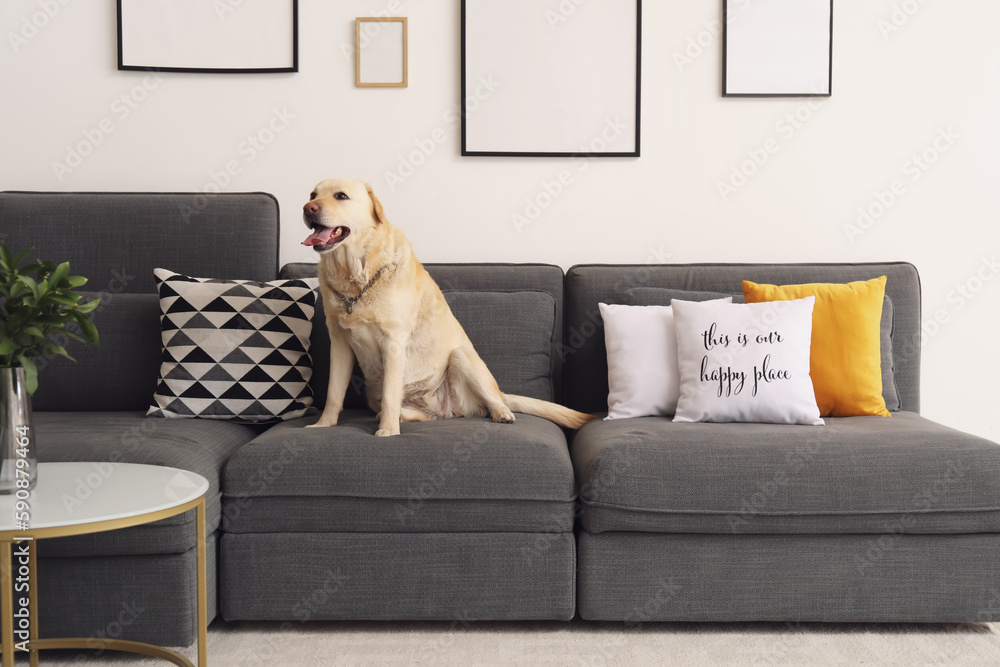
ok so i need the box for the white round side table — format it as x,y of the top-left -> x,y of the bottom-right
0,462 -> 210,667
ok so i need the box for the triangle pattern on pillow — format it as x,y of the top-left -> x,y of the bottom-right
146,270 -> 318,424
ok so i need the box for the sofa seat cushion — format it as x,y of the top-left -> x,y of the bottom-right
222,409 -> 575,533
34,411 -> 263,556
572,412 -> 1000,534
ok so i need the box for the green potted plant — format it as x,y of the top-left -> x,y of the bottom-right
0,242 -> 100,493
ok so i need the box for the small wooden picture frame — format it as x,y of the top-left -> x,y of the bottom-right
356,17 -> 408,88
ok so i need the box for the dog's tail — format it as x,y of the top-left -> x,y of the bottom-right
503,394 -> 597,430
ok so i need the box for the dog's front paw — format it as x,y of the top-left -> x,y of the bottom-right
375,428 -> 400,437
307,408 -> 343,428
491,406 -> 516,424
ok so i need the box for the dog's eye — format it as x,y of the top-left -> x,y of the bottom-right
309,193 -> 316,200
334,192 -> 349,200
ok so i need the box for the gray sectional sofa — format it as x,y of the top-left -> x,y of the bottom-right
2,191 -> 999,647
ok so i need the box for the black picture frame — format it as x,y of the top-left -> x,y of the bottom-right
117,0 -> 299,74
722,0 -> 833,98
461,0 -> 641,158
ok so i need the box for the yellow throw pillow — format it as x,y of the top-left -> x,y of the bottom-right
742,276 -> 890,418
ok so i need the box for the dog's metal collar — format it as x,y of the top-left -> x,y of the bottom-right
331,266 -> 388,315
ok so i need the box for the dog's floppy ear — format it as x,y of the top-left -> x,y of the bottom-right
366,183 -> 387,225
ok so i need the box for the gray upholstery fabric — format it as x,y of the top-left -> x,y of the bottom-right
880,296 -> 899,411
220,532 -> 575,621
0,191 -> 279,293
34,411 -> 261,556
38,534 -> 218,647
41,515 -> 204,558
577,531 -> 1000,622
300,284 -> 371,409
443,290 -> 556,401
32,292 -> 162,412
571,412 -> 1000,534
616,287 -> 900,411
583,507 -> 1000,534
618,287 -> 747,306
279,263 -> 565,406
564,263 -> 921,413
223,410 -> 575,533
223,496 -> 574,534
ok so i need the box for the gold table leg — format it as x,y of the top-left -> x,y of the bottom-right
28,540 -> 38,667
196,498 -> 208,667
1,540 -> 13,667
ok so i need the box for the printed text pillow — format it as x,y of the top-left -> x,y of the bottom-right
672,297 -> 824,425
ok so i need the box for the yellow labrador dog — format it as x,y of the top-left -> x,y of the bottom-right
302,178 -> 595,436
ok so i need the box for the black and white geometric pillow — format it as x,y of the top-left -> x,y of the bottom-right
147,269 -> 319,424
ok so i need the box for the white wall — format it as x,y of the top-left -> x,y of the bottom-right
3,0 -> 999,438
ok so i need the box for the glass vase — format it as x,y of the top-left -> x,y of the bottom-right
0,366 -> 37,494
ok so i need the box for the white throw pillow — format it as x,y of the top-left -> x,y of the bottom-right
672,297 -> 824,425
600,299 -> 731,420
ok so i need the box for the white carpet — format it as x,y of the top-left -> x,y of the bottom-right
21,620 -> 1000,666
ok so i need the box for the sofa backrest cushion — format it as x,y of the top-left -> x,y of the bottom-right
32,292 -> 162,411
443,290 -> 556,401
564,263 -> 921,414
279,263 -> 564,407
2,191 -> 281,411
0,191 -> 280,294
619,287 -> 747,306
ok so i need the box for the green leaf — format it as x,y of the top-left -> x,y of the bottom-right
0,338 -> 15,356
59,329 -> 88,345
73,311 -> 99,344
41,343 -> 75,362
8,282 -> 28,300
15,356 -> 38,395
22,261 -> 48,276
75,298 -> 101,314
50,261 -> 70,287
67,276 -> 88,288
15,275 -> 39,299
0,243 -> 12,270
22,326 -> 44,339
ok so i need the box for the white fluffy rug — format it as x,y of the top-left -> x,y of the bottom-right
25,620 -> 1000,666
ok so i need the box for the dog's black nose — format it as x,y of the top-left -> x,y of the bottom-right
304,201 -> 320,216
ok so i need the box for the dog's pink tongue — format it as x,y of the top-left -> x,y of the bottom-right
302,227 -> 337,246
